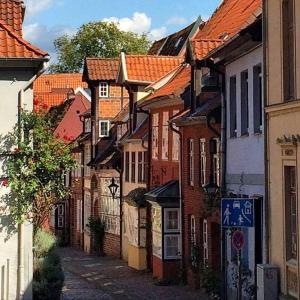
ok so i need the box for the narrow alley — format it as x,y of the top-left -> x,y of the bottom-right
59,248 -> 208,300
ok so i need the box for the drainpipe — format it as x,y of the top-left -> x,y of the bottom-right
169,114 -> 184,281
17,60 -> 49,300
262,0 -> 269,264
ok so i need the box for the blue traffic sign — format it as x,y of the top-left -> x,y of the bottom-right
221,198 -> 254,228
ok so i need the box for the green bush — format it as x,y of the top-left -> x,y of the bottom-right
201,267 -> 221,299
33,229 -> 64,300
34,229 -> 56,258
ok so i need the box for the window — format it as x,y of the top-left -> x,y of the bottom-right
125,152 -> 130,182
190,215 -> 196,247
99,120 -> 110,137
152,113 -> 159,159
58,204 -> 64,216
164,235 -> 181,259
84,144 -> 91,177
188,139 -> 194,186
241,70 -> 249,135
229,76 -> 237,137
162,111 -> 169,160
84,192 -> 91,232
99,82 -> 109,98
213,139 -> 220,186
76,200 -> 81,231
172,110 -> 180,161
285,166 -> 297,260
84,117 -> 91,133
164,208 -> 180,232
200,139 -> 206,186
138,152 -> 146,183
253,65 -> 263,133
131,152 -> 136,183
282,0 -> 295,101
58,216 -> 64,228
144,151 -> 148,184
203,219 -> 208,266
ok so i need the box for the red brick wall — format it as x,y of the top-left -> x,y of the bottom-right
103,232 -> 120,258
180,122 -> 221,287
150,104 -> 182,188
98,83 -> 129,119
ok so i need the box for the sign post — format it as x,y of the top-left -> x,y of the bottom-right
221,199 -> 255,300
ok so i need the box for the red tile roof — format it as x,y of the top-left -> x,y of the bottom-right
0,21 -> 48,58
140,64 -> 191,105
0,0 -> 24,36
84,58 -> 119,81
195,0 -> 261,40
34,73 -> 87,93
192,39 -> 224,60
192,0 -> 262,60
33,73 -> 88,109
124,54 -> 184,84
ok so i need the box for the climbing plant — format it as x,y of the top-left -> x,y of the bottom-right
0,109 -> 75,231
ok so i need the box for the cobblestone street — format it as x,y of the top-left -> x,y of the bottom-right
59,247 -> 209,300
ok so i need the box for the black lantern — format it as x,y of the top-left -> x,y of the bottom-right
108,178 -> 119,199
203,176 -> 219,203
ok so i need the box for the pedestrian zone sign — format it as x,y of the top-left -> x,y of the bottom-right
221,198 -> 254,228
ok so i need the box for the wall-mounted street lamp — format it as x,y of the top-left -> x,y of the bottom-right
203,139 -> 220,206
108,177 -> 119,200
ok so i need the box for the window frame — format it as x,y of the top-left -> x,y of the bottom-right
188,139 -> 194,186
162,111 -> 169,160
253,64 -> 263,134
99,120 -> 110,137
99,81 -> 109,98
152,113 -> 159,160
229,75 -> 237,138
164,234 -> 181,260
131,152 -> 136,183
241,70 -> 249,136
200,138 -> 206,186
164,208 -> 180,233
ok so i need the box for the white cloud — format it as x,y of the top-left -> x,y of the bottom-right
103,12 -> 168,41
24,0 -> 54,17
24,22 -> 75,62
166,16 -> 187,26
149,27 -> 168,41
103,12 -> 151,36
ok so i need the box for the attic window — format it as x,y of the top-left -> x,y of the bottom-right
175,37 -> 183,48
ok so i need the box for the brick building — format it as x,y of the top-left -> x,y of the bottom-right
139,64 -> 189,281
81,58 -> 128,256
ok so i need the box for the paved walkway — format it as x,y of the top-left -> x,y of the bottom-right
58,247 -> 209,300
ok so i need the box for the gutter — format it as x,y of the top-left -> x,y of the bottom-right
17,59 -> 49,300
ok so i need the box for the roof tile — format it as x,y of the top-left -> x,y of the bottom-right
85,58 -> 119,81
193,0 -> 262,59
0,20 -> 48,58
33,73 -> 88,109
0,0 -> 24,36
125,55 -> 183,83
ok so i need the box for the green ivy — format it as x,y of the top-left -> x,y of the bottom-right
0,110 -> 75,230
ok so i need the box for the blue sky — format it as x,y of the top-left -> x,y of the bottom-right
23,0 -> 221,62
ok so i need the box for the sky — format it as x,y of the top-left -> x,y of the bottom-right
23,0 -> 221,63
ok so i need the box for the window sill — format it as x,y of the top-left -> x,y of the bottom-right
286,259 -> 298,268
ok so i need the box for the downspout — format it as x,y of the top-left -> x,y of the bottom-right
262,0 -> 269,264
17,60 -> 49,300
169,116 -> 184,280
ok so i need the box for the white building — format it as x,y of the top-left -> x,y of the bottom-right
0,1 -> 49,299
208,14 -> 263,299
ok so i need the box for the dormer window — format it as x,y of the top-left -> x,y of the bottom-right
84,117 -> 91,133
175,37 -> 183,48
99,82 -> 109,98
99,120 -> 110,137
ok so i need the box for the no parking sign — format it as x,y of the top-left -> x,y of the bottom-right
232,230 -> 245,251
